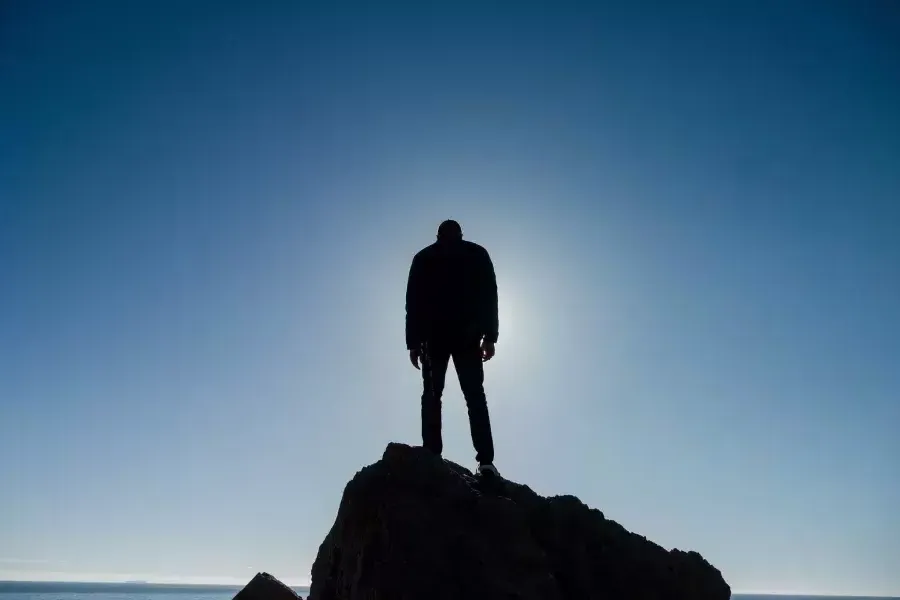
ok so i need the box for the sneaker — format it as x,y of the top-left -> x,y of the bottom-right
477,463 -> 500,477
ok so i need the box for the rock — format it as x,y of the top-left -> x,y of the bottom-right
234,572 -> 302,600
309,442 -> 731,600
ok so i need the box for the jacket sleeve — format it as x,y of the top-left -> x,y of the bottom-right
479,248 -> 499,343
405,254 -> 425,350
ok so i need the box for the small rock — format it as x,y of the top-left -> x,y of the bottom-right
233,572 -> 301,600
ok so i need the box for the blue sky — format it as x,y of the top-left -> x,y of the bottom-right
1,0 -> 898,595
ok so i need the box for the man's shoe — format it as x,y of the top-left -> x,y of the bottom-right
477,463 -> 500,477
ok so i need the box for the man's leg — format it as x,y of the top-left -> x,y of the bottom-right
452,340 -> 495,466
421,342 -> 451,456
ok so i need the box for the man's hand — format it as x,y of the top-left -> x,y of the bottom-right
481,340 -> 496,362
409,348 -> 422,370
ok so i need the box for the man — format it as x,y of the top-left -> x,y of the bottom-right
405,219 -> 500,476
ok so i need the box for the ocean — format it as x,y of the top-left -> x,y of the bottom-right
0,582 -> 896,600
0,583 -> 309,600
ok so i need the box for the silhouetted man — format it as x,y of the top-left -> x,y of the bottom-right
406,219 -> 500,476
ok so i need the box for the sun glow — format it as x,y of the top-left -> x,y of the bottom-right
498,294 -> 515,344
489,279 -> 542,390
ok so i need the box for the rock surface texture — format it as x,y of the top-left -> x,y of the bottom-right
307,443 -> 731,600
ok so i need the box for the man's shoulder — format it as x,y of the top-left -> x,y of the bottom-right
413,243 -> 439,261
413,240 -> 489,261
461,240 -> 490,258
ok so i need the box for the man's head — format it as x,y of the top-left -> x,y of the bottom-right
436,219 -> 463,242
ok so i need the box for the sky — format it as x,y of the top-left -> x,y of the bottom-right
1,0 -> 898,595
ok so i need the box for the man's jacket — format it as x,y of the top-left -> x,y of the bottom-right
405,239 -> 499,350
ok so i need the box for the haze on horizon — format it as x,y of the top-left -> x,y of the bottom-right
1,0 -> 898,596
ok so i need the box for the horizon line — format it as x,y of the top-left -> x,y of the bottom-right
0,577 -> 311,588
0,579 -> 898,598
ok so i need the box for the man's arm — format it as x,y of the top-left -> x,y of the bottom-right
405,254 -> 425,350
479,247 -> 499,344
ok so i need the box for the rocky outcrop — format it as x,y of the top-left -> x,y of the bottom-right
308,443 -> 730,600
234,572 -> 302,600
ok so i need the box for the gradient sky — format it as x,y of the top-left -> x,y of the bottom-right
1,0 -> 899,595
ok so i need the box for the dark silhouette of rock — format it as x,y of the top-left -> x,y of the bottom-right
308,442 -> 731,600
233,572 -> 302,600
